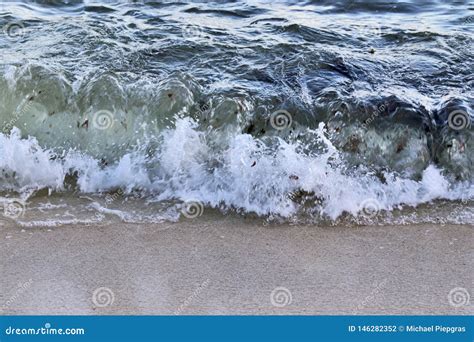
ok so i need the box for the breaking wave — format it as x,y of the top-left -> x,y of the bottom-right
0,0 -> 473,224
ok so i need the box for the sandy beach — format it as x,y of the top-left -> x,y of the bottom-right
1,212 -> 472,315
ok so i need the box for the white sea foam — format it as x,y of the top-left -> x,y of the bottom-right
0,119 -> 473,223
0,128 -> 65,191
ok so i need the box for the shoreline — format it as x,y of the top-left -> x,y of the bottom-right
1,214 -> 472,315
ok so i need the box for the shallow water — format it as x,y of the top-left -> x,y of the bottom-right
0,0 -> 473,225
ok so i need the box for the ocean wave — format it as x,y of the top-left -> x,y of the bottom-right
1,116 -> 473,223
1,0 -> 473,223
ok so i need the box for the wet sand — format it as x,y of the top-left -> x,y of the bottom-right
1,213 -> 472,315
